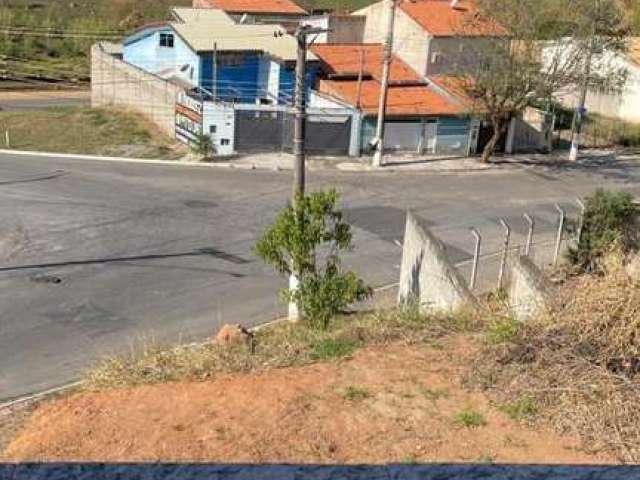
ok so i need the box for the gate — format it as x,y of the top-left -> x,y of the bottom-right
283,113 -> 352,155
234,110 -> 286,152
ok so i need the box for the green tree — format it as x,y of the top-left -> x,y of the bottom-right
454,0 -> 628,162
254,189 -> 372,329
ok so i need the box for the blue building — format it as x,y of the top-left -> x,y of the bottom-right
122,8 -> 316,105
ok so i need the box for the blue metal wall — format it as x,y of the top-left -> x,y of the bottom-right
200,53 -> 264,103
278,64 -> 322,105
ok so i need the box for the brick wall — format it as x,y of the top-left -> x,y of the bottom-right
91,42 -> 183,137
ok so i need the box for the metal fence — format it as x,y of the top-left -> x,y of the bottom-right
442,199 -> 585,294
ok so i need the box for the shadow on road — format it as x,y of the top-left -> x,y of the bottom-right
0,247 -> 251,275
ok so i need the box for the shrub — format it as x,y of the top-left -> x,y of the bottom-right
192,133 -> 214,159
568,189 -> 637,272
453,409 -> 487,428
254,189 -> 372,329
343,386 -> 372,401
310,338 -> 358,360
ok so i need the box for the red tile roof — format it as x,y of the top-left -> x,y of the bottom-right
196,0 -> 307,15
318,79 -> 466,116
311,43 -> 423,84
399,0 -> 505,37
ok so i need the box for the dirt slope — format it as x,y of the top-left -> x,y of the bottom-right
3,338 -> 610,463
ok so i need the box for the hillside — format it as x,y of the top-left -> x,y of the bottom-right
0,0 -> 374,85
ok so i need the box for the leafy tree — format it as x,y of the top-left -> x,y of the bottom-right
453,0 -> 628,162
254,189 -> 372,329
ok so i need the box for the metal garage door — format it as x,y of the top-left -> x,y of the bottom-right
234,110 -> 285,152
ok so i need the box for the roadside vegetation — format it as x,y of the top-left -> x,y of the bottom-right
4,188 -> 640,463
0,106 -> 184,158
85,305 -> 481,390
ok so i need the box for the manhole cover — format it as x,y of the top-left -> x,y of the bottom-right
30,274 -> 62,285
184,199 -> 217,209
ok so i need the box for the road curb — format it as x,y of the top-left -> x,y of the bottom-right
0,149 -> 234,169
0,149 -> 513,175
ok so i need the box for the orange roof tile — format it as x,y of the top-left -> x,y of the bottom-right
311,43 -> 423,84
318,79 -> 466,116
198,0 -> 307,15
399,0 -> 505,37
428,74 -> 474,104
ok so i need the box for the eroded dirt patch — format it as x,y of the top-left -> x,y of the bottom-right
3,338 -> 610,463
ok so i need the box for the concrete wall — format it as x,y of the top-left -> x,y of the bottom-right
426,37 -> 496,76
202,102 -> 236,155
393,8 -> 430,77
303,16 -> 365,44
91,43 -> 183,137
511,107 -> 554,153
508,255 -> 553,322
398,211 -> 477,312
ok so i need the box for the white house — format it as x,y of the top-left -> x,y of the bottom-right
544,37 -> 640,124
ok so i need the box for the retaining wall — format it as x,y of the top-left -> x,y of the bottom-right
398,211 -> 477,312
91,42 -> 183,137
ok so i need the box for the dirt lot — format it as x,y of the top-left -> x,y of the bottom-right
2,337 -> 611,463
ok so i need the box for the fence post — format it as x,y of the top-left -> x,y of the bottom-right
523,213 -> 535,257
470,227 -> 481,290
576,198 -> 586,245
498,218 -> 511,289
553,204 -> 566,267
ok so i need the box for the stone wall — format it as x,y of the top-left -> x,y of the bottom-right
398,211 -> 477,313
91,43 -> 183,137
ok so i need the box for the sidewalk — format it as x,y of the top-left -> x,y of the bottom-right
226,148 -> 626,173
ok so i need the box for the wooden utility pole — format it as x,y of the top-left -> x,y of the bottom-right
289,24 -> 329,322
372,0 -> 397,168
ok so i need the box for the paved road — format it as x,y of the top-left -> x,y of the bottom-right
0,90 -> 90,112
1,152 -> 639,401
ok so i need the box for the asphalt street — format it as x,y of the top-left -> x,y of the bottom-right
1,151 -> 639,401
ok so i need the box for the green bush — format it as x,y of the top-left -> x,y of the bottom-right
192,133 -> 214,159
568,189 -> 637,271
254,189 -> 372,329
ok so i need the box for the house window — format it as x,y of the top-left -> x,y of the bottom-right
209,125 -> 217,134
220,138 -> 230,146
159,33 -> 174,48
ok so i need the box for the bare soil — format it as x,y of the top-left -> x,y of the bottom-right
2,337 -> 611,463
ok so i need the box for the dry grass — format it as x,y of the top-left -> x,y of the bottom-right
0,107 -> 185,159
471,251 -> 640,462
84,305 -> 483,391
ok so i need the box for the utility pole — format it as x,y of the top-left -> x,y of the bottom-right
372,0 -> 397,168
212,42 -> 218,101
569,0 -> 599,162
356,49 -> 365,109
288,24 -> 329,322
569,41 -> 594,161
